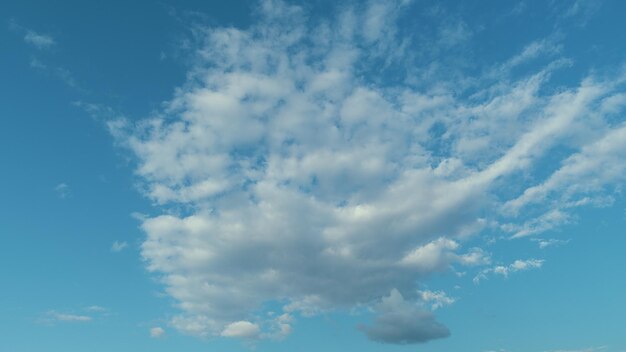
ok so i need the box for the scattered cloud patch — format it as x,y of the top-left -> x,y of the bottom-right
111,241 -> 128,252
73,101 -> 120,121
503,209 -> 570,239
54,183 -> 70,199
8,20 -> 56,49
8,23 -> 82,90
30,57 -> 47,69
85,305 -> 107,313
532,238 -> 570,249
28,58 -> 79,88
150,327 -> 166,338
474,259 -> 544,284
417,289 -> 456,310
262,313 -> 293,340
24,30 -> 55,49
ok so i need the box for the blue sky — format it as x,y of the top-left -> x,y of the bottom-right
2,1 -> 626,351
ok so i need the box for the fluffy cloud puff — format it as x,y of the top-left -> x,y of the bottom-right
111,0 -> 626,344
360,289 -> 450,344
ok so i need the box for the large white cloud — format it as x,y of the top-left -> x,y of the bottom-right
110,0 -> 626,344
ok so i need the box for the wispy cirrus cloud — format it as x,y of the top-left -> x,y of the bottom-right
24,30 -> 55,49
40,311 -> 92,324
108,0 -> 626,345
8,20 -> 56,49
9,20 -> 83,90
111,240 -> 128,252
54,183 -> 70,199
39,305 -> 109,325
532,238 -> 570,249
85,305 -> 108,313
150,327 -> 166,338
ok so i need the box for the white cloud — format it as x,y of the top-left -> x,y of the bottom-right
531,238 -> 570,249
474,259 -> 544,284
45,311 -> 92,323
221,321 -> 260,339
400,238 -> 490,271
109,0 -> 626,344
150,327 -> 166,338
85,305 -> 107,312
503,209 -> 570,239
24,30 -> 55,49
417,289 -> 456,310
111,241 -> 128,252
504,122 -> 626,216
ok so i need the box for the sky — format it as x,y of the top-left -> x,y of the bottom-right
1,0 -> 626,351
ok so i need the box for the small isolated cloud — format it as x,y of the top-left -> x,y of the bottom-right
111,241 -> 128,252
221,321 -> 261,339
532,238 -> 570,249
24,30 -> 55,49
474,259 -> 544,284
40,305 -> 109,325
30,57 -> 47,69
360,289 -> 450,344
44,311 -> 92,323
150,327 -> 165,338
54,183 -> 70,199
85,305 -> 107,312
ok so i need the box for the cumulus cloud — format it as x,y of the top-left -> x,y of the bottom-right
109,0 -> 626,344
360,289 -> 450,344
221,321 -> 261,339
